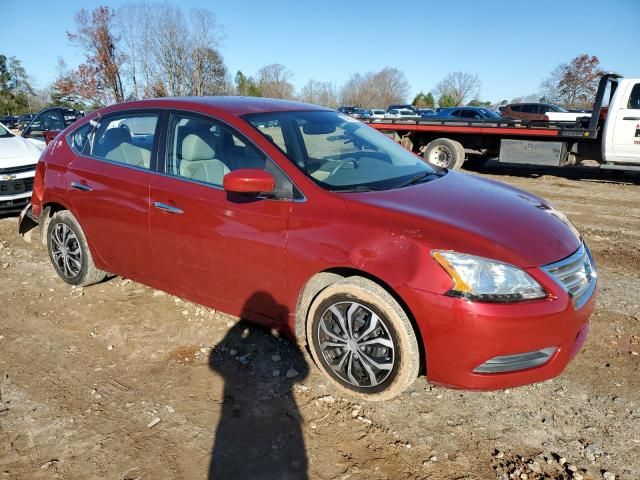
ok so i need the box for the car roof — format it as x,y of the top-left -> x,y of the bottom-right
96,96 -> 330,117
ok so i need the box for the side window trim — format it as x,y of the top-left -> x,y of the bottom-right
160,109 -> 303,200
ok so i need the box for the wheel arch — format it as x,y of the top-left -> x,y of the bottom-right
294,267 -> 426,375
34,201 -> 70,245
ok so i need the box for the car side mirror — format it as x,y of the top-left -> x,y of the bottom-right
223,169 -> 275,195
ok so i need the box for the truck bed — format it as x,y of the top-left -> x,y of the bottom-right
363,118 -> 598,141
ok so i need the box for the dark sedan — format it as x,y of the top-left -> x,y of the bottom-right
427,107 -> 503,121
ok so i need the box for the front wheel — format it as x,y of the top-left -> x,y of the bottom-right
306,276 -> 420,401
47,210 -> 107,286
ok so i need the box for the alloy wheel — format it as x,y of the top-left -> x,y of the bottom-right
316,301 -> 395,388
50,223 -> 82,279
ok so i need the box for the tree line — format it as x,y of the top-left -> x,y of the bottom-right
1,3 -> 605,115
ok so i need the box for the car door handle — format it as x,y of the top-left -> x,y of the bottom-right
153,201 -> 183,214
70,181 -> 92,192
623,116 -> 640,120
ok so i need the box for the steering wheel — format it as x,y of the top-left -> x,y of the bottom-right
329,158 -> 359,176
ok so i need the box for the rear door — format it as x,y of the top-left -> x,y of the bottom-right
611,82 -> 640,162
67,111 -> 160,279
149,111 -> 294,322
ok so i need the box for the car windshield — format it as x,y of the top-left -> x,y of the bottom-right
479,109 -> 502,119
0,123 -> 14,138
548,105 -> 569,112
244,110 -> 443,192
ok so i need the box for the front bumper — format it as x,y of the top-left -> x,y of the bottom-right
404,270 -> 596,390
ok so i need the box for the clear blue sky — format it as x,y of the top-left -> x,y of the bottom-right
1,0 -> 638,102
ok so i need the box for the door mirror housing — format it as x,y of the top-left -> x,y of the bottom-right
223,169 -> 275,195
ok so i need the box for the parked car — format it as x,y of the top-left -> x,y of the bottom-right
20,107 -> 84,149
20,97 -> 596,400
385,108 -> 420,119
17,113 -> 35,130
427,107 -> 504,121
337,106 -> 358,115
0,121 -> 43,212
366,109 -> 387,120
501,103 -> 591,122
0,115 -> 19,129
417,108 -> 436,117
387,104 -> 416,113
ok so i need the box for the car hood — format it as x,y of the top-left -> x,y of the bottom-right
342,171 -> 581,268
0,135 -> 42,167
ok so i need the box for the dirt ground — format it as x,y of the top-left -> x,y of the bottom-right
0,162 -> 639,480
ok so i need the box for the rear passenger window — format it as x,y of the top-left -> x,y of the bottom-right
166,113 -> 294,198
91,113 -> 158,169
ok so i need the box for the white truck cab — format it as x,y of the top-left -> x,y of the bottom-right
603,78 -> 640,165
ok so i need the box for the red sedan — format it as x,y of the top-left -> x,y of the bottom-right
19,97 -> 597,400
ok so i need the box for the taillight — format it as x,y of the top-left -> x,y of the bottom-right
599,107 -> 608,121
31,161 -> 46,217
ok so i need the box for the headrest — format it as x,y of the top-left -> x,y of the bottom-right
102,127 -> 132,146
182,134 -> 215,161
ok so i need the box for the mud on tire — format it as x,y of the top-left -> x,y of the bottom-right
46,210 -> 107,287
306,276 -> 421,401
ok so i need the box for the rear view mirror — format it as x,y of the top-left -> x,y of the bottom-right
223,169 -> 275,194
302,123 -> 336,135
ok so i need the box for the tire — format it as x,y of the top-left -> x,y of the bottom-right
306,276 -> 420,401
46,210 -> 107,287
422,138 -> 465,169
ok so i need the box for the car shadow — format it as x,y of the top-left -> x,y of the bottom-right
464,159 -> 640,185
208,292 -> 309,480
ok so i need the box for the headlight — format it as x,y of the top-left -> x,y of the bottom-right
432,251 -> 546,302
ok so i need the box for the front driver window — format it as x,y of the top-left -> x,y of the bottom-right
24,110 -> 64,139
166,113 -> 294,198
628,83 -> 640,110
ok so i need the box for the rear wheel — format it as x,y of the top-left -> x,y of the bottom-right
306,276 -> 420,401
423,138 -> 465,169
47,210 -> 107,286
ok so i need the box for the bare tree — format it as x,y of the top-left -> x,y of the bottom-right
114,3 -> 149,99
257,64 -> 294,99
541,54 -> 602,108
340,67 -> 409,108
298,80 -> 338,107
68,6 -> 125,104
433,72 -> 481,106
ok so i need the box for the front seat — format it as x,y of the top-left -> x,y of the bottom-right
180,133 -> 229,185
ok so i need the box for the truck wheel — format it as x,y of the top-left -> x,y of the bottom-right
423,138 -> 465,169
47,210 -> 107,287
306,276 -> 420,401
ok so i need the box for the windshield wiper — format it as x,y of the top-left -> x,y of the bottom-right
335,185 -> 385,193
396,172 -> 443,188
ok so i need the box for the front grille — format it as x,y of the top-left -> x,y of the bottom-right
0,164 -> 37,175
542,242 -> 597,309
0,177 -> 33,196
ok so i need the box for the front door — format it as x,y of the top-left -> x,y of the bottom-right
67,111 -> 160,279
149,112 -> 294,322
612,82 -> 640,162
